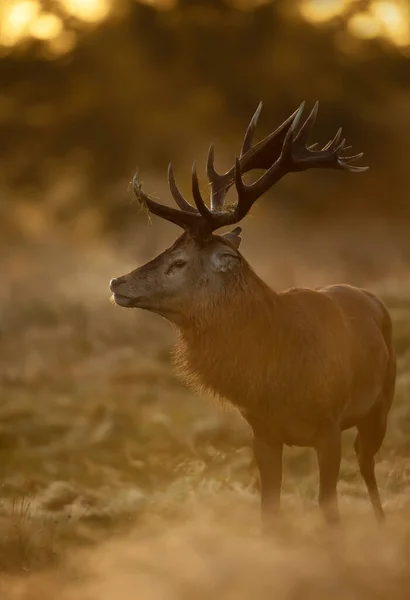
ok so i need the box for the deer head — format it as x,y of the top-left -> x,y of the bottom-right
110,102 -> 367,325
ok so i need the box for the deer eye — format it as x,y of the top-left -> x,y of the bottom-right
173,259 -> 187,268
166,259 -> 187,274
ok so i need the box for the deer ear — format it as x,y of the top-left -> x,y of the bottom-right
221,227 -> 242,249
211,247 -> 241,273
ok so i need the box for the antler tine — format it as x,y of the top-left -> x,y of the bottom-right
337,158 -> 369,172
294,101 -> 319,143
132,172 -> 200,230
241,101 -> 263,157
206,144 -> 229,211
192,161 -> 213,220
282,101 -> 305,156
321,127 -> 343,152
341,151 -> 364,161
168,163 -> 198,214
233,156 -> 258,221
234,156 -> 246,197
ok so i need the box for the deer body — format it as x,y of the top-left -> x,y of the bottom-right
176,276 -> 393,450
110,103 -> 396,525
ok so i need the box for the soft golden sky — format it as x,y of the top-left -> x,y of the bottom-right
0,0 -> 111,55
0,0 -> 408,55
300,0 -> 409,47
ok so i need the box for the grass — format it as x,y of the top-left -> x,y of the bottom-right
1,239 -> 410,596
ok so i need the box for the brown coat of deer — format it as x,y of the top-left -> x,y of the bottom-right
110,102 -> 396,526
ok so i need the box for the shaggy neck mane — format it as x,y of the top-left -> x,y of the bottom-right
173,263 -> 287,410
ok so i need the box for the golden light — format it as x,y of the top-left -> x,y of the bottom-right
371,1 -> 410,47
57,0 -> 111,23
299,0 -> 409,49
137,0 -> 177,9
0,0 -> 39,46
46,30 -> 77,56
30,13 -> 63,41
348,12 -> 381,40
228,0 -> 272,10
299,0 -> 351,23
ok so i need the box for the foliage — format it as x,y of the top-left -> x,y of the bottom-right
0,0 -> 409,240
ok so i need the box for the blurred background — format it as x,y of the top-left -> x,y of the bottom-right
0,0 -> 409,249
0,0 -> 410,578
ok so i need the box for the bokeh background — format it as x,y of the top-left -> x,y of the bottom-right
1,0 -> 410,281
1,0 -> 410,595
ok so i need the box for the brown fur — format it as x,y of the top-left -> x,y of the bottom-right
111,233 -> 396,526
174,260 -> 395,444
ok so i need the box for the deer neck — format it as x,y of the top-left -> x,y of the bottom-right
173,268 -> 286,409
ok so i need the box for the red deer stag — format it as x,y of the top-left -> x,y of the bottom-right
110,102 -> 396,526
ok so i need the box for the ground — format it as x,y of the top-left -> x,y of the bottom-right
1,239 -> 410,598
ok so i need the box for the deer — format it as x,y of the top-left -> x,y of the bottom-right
110,102 -> 396,527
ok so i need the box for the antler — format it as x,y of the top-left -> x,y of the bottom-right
132,102 -> 368,236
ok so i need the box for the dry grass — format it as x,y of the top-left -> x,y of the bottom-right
1,235 -> 410,596
6,507 -> 410,599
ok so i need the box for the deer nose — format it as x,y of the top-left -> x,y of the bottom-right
110,277 -> 123,292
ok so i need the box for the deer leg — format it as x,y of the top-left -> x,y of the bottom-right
315,425 -> 342,525
253,436 -> 283,532
354,432 -> 385,522
354,403 -> 388,523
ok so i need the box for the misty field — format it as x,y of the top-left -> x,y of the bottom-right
1,234 -> 410,599
0,0 -> 409,595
